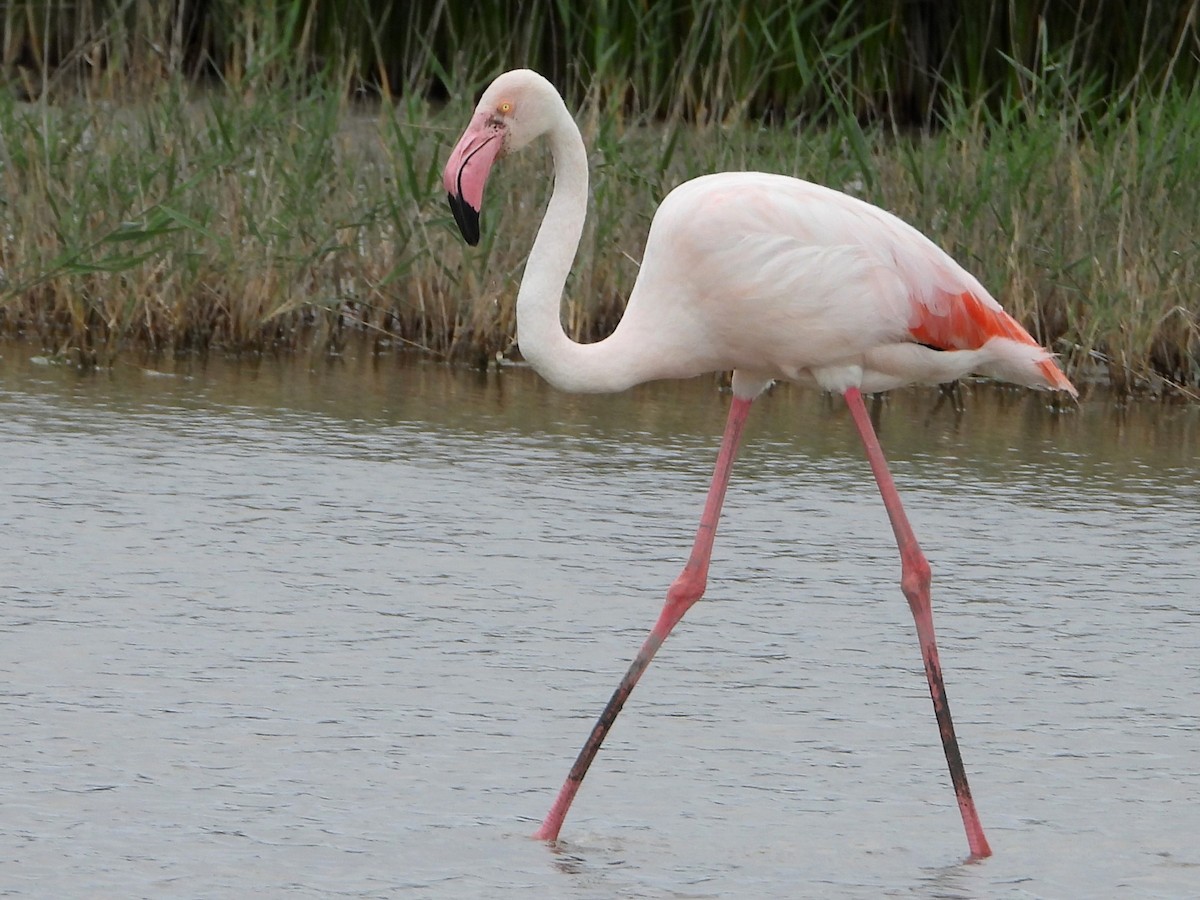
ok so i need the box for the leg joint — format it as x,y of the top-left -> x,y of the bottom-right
900,549 -> 932,607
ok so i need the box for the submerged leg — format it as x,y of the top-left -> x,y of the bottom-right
843,386 -> 992,859
533,394 -> 755,841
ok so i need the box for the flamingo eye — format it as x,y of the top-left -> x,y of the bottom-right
498,101 -> 513,114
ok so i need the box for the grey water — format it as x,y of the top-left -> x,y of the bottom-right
1,346 -> 1197,898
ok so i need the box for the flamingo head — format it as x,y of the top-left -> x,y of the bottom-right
443,69 -> 562,245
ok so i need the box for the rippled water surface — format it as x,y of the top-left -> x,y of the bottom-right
2,347 -> 1198,898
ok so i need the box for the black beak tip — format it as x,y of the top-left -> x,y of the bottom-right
447,192 -> 481,246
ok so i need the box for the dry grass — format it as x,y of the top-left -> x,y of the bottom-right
0,71 -> 1197,394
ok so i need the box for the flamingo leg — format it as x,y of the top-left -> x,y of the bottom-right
533,394 -> 755,841
842,386 -> 992,859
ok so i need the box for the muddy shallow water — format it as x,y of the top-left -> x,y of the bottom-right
1,347 -> 1197,898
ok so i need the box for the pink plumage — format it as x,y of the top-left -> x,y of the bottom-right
614,171 -> 1077,395
443,68 -> 1074,859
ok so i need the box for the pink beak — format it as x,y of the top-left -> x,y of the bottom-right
443,113 -> 505,246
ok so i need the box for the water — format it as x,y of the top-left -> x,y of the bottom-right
1,347 -> 1197,898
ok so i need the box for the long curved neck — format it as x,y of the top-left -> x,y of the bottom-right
516,107 -> 639,393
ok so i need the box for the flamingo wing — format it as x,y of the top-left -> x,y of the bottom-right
639,173 -> 1076,395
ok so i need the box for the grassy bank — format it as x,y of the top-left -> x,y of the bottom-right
0,69 -> 1197,395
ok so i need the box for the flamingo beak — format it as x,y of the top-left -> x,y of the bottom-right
443,113 -> 505,246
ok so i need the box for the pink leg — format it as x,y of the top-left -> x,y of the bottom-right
533,394 -> 754,841
843,387 -> 992,859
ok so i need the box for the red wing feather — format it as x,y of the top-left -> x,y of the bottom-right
910,290 -> 1075,393
910,290 -> 1035,351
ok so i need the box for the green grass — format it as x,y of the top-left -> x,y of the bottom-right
1,2 -> 1197,394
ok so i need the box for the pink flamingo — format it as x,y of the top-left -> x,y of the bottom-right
443,69 -> 1076,859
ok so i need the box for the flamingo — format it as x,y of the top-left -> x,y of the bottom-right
442,69 -> 1076,859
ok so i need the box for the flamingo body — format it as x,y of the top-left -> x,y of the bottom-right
600,171 -> 1074,395
443,68 -> 1075,859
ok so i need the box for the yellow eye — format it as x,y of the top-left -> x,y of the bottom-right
498,101 -> 513,114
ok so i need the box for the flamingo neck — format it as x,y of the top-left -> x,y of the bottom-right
515,109 -> 638,393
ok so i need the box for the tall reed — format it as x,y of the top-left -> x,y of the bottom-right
1,1 -> 1197,393
6,2 -> 1197,124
